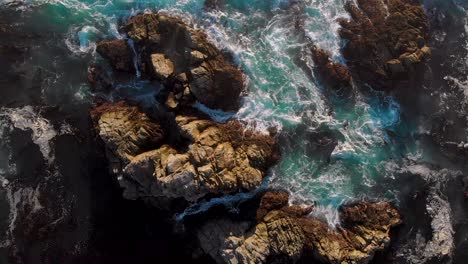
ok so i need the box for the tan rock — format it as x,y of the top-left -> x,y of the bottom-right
151,53 -> 174,79
197,192 -> 401,264
90,102 -> 164,164
92,103 -> 279,202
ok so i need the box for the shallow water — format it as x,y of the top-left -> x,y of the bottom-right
1,0 -> 468,263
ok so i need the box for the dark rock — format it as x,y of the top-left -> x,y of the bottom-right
96,39 -> 134,73
87,65 -> 113,91
338,0 -> 431,90
311,45 -> 353,92
100,13 -> 244,111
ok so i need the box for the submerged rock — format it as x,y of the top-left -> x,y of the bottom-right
97,13 -> 244,111
91,103 -> 279,203
87,65 -> 113,91
338,0 -> 431,90
197,191 -> 401,264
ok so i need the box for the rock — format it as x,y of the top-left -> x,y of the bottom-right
90,102 -> 165,164
87,65 -> 113,91
91,104 -> 279,202
96,39 -> 134,72
198,212 -> 305,264
103,13 -> 244,111
300,201 -> 401,264
197,192 -> 401,264
190,60 -> 243,110
255,191 -> 290,220
338,0 -> 431,90
386,59 -> 406,76
204,0 -> 225,10
151,53 -> 174,79
310,45 -> 352,92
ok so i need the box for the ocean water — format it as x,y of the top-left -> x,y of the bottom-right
0,0 -> 409,205
1,0 -> 468,263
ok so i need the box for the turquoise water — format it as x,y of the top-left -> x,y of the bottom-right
2,0 -> 421,219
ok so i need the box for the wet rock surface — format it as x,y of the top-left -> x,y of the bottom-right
310,45 -> 353,93
96,39 -> 134,73
97,13 -> 244,111
91,103 -> 279,203
197,191 -> 401,264
337,0 -> 431,90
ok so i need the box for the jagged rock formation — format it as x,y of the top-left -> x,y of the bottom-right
96,39 -> 134,72
91,102 -> 279,202
310,45 -> 353,93
91,102 -> 165,164
198,191 -> 401,264
96,13 -> 244,111
338,0 -> 431,89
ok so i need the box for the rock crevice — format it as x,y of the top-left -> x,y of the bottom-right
91,103 -> 279,203
197,191 -> 402,264
96,13 -> 244,111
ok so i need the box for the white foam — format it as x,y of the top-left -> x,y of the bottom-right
127,38 -> 141,78
0,106 -> 72,164
194,101 -> 235,123
0,184 -> 44,248
310,204 -> 341,228
176,178 -> 269,221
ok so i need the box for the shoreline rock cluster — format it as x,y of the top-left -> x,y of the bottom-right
91,12 -> 279,207
96,13 -> 243,111
91,102 -> 280,203
90,10 -> 403,264
310,0 -> 431,92
197,191 -> 401,264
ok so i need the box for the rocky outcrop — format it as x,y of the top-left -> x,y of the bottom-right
96,13 -> 244,111
310,45 -> 353,92
96,39 -> 134,72
91,103 -> 279,202
90,102 -> 165,164
198,191 -> 401,264
338,0 -> 431,89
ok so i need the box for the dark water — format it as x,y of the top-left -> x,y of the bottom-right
0,0 -> 467,263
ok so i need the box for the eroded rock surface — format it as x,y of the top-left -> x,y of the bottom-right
96,13 -> 244,111
338,0 -> 431,89
92,103 -> 279,202
310,45 -> 353,93
91,102 -> 165,164
96,39 -> 134,72
198,191 -> 401,264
